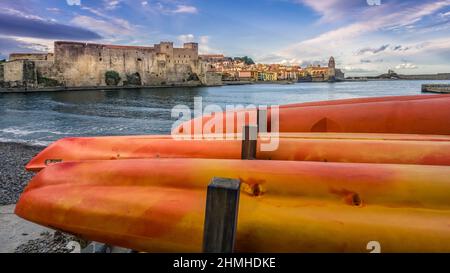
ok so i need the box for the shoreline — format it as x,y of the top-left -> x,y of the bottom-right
2,79 -> 450,94
0,83 -> 207,93
0,142 -> 44,206
0,141 -> 88,253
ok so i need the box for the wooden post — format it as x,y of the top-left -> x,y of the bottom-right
241,125 -> 257,160
203,177 -> 241,253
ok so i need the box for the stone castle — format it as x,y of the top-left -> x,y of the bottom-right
0,41 -> 221,88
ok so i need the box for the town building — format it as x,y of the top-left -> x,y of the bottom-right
218,56 -> 344,83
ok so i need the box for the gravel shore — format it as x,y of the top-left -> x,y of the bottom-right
0,142 -> 86,253
14,231 -> 83,253
0,142 -> 131,253
0,142 -> 44,205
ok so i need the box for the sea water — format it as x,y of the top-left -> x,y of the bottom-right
0,80 -> 448,146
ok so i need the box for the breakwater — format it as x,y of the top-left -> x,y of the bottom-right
422,84 -> 450,93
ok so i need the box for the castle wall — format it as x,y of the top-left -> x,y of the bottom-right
52,41 -> 201,87
4,60 -> 25,82
1,40 -> 215,88
54,42 -> 156,86
0,64 -> 4,82
200,72 -> 222,86
3,60 -> 37,87
10,53 -> 54,62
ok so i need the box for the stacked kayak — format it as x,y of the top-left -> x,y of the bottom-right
25,133 -> 450,171
15,94 -> 450,252
173,94 -> 450,135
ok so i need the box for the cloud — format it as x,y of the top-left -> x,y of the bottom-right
357,44 -> 389,55
66,0 -> 81,6
46,8 -> 61,13
138,2 -> 198,15
173,5 -> 198,14
273,0 -> 450,75
0,37 -> 52,59
360,58 -> 384,63
254,53 -> 324,66
71,15 -> 132,36
295,0 -> 365,22
178,34 -> 195,43
199,36 -> 214,54
392,45 -> 411,51
104,0 -> 121,10
177,34 -> 216,54
395,63 -> 418,69
78,5 -> 137,38
0,9 -> 101,40
342,66 -> 377,73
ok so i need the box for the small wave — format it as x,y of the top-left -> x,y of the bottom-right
0,127 -> 67,136
0,137 -> 51,147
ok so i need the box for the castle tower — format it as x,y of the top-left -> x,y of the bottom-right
156,42 -> 174,55
328,56 -> 335,69
184,42 -> 198,57
183,42 -> 198,51
328,56 -> 336,81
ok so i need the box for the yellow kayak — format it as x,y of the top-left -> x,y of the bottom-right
16,159 -> 450,252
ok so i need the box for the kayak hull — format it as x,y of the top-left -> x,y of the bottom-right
173,95 -> 450,135
26,133 -> 450,171
16,159 -> 450,252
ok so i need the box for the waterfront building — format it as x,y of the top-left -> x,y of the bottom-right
296,57 -> 345,82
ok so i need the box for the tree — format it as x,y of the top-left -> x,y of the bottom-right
105,70 -> 121,86
234,56 -> 255,65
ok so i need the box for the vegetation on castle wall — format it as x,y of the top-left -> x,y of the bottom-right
187,73 -> 199,81
124,72 -> 142,86
37,72 -> 59,87
105,70 -> 121,86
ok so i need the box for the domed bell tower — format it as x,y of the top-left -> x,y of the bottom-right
328,56 -> 335,69
328,56 -> 336,81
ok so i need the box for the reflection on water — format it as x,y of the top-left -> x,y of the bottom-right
0,80 -> 447,146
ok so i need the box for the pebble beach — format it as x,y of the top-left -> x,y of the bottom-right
0,142 -> 43,206
0,142 -> 78,253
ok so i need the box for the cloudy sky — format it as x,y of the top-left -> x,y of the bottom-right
0,0 -> 449,75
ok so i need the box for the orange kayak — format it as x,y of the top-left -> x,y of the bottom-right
173,95 -> 450,135
16,159 -> 450,252
26,133 -> 450,171
279,94 -> 450,108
